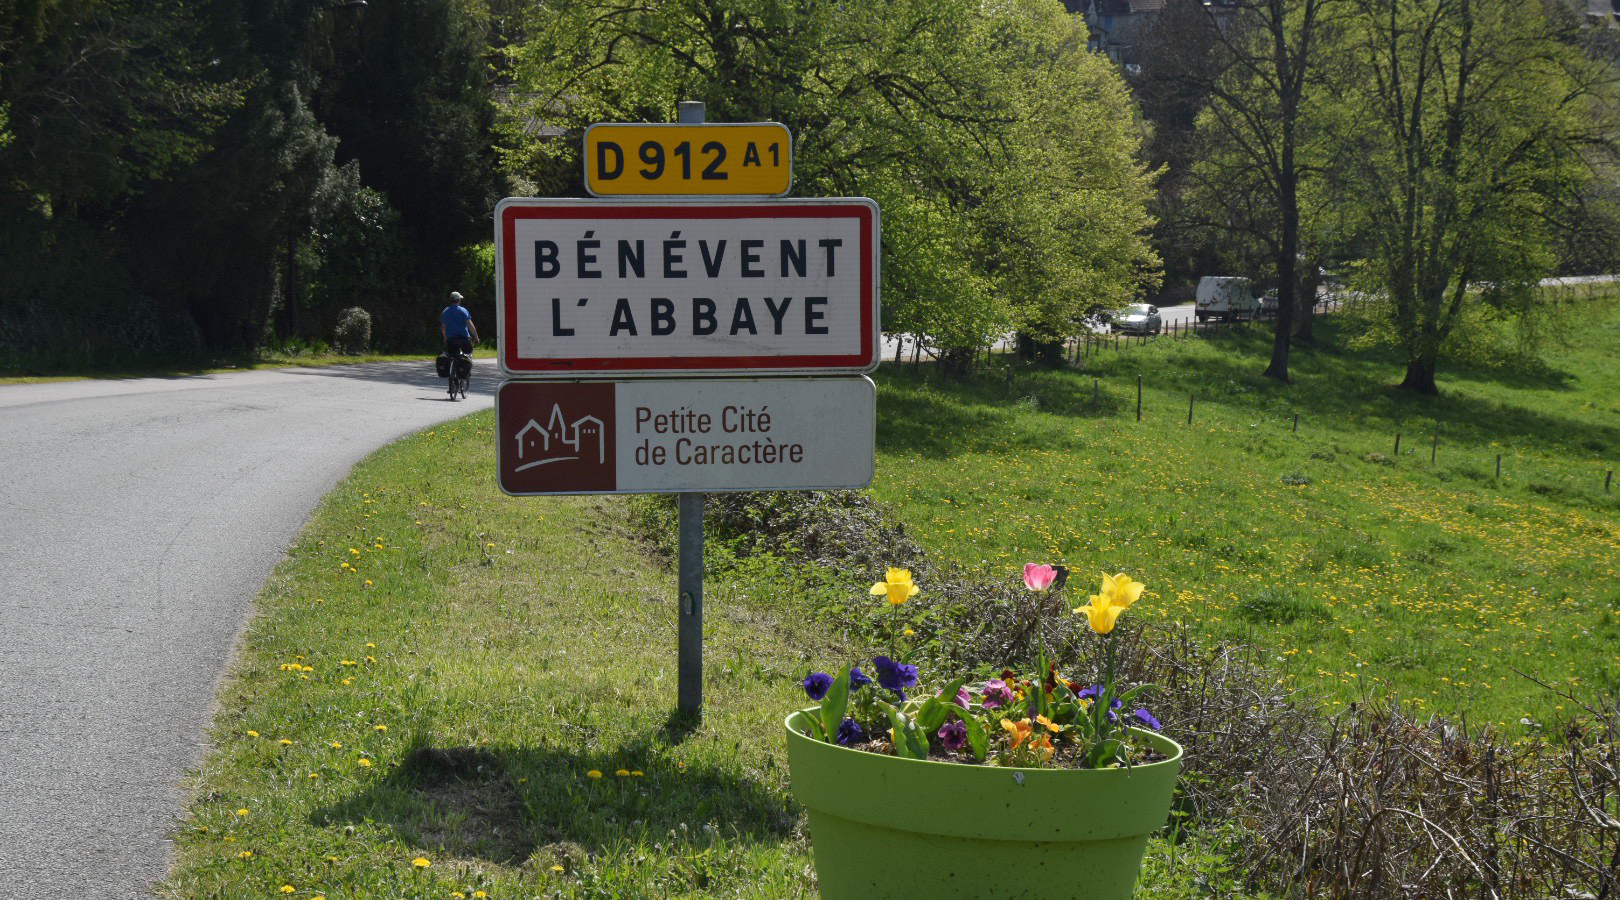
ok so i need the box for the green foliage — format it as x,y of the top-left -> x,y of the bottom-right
313,0 -> 499,304
1331,0 -> 1619,392
496,0 -> 1159,359
333,306 -> 372,354
0,0 -> 502,368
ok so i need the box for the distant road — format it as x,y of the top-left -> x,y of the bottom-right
880,274 -> 1618,360
0,362 -> 492,899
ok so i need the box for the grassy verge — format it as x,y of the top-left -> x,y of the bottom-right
868,290 -> 1620,726
0,348 -> 497,385
164,410 -> 1258,899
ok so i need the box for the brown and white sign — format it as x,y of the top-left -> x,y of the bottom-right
495,198 -> 879,377
496,378 -> 875,495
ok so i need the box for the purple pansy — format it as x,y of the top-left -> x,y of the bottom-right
835,718 -> 866,747
802,672 -> 834,701
982,679 -> 1014,709
872,656 -> 918,694
1079,684 -> 1122,710
953,687 -> 971,708
1132,708 -> 1162,731
937,720 -> 967,751
849,668 -> 873,692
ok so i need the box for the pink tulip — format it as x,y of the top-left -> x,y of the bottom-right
1023,563 -> 1057,592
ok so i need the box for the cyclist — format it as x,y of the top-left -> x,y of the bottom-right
440,291 -> 480,357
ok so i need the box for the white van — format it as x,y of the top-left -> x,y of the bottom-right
1195,276 -> 1259,323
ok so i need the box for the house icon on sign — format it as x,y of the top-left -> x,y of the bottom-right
514,403 -> 605,472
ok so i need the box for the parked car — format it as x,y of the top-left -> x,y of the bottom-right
1114,303 -> 1162,335
1195,276 -> 1259,322
1257,289 -> 1279,320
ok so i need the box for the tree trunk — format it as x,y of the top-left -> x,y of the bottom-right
1295,264 -> 1319,341
1263,208 -> 1297,382
1398,356 -> 1438,394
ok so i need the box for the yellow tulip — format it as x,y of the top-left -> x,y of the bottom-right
869,567 -> 920,606
1073,596 -> 1126,634
1099,573 -> 1145,610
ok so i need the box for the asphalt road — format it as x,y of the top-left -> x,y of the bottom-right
0,362 -> 493,899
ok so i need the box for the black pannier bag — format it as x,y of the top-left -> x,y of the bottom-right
435,352 -> 451,378
452,354 -> 472,380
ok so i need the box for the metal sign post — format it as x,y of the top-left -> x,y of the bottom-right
677,490 -> 704,715
676,100 -> 707,719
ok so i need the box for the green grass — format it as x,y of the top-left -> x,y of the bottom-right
868,290 -> 1620,727
161,411 -> 1260,899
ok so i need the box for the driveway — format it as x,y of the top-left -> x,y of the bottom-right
0,362 -> 493,899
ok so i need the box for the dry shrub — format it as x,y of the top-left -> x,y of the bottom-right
679,490 -> 1620,900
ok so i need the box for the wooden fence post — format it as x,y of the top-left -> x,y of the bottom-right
1136,376 -> 1143,421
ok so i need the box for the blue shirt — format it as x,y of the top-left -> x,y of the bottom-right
441,304 -> 473,339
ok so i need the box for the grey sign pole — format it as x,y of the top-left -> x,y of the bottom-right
676,99 -> 707,719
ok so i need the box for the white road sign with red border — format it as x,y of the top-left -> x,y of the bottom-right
495,198 -> 879,377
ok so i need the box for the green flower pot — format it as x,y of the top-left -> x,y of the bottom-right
785,711 -> 1182,900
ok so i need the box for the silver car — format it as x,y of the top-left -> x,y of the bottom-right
1114,303 -> 1162,335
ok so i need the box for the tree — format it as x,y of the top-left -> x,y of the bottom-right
497,0 -> 1158,372
1185,0 -> 1346,382
1337,0 -> 1618,393
1131,0 -> 1226,291
312,0 -> 500,341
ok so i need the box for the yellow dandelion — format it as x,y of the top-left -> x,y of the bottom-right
235,808 -> 249,817
280,887 -> 295,894
412,856 -> 431,869
330,741 -> 343,749
358,758 -> 373,768
279,739 -> 293,746
550,865 -> 564,873
374,724 -> 387,732
614,769 -> 629,777
246,730 -> 259,738
237,850 -> 253,859
586,769 -> 602,780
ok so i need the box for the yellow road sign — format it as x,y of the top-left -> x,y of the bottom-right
584,123 -> 792,196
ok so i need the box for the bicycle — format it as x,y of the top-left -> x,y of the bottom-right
447,347 -> 471,401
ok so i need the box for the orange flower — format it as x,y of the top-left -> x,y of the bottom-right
1032,734 -> 1055,764
1000,718 -> 1032,750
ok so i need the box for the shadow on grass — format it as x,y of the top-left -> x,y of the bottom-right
873,367 -> 1125,459
312,736 -> 795,867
